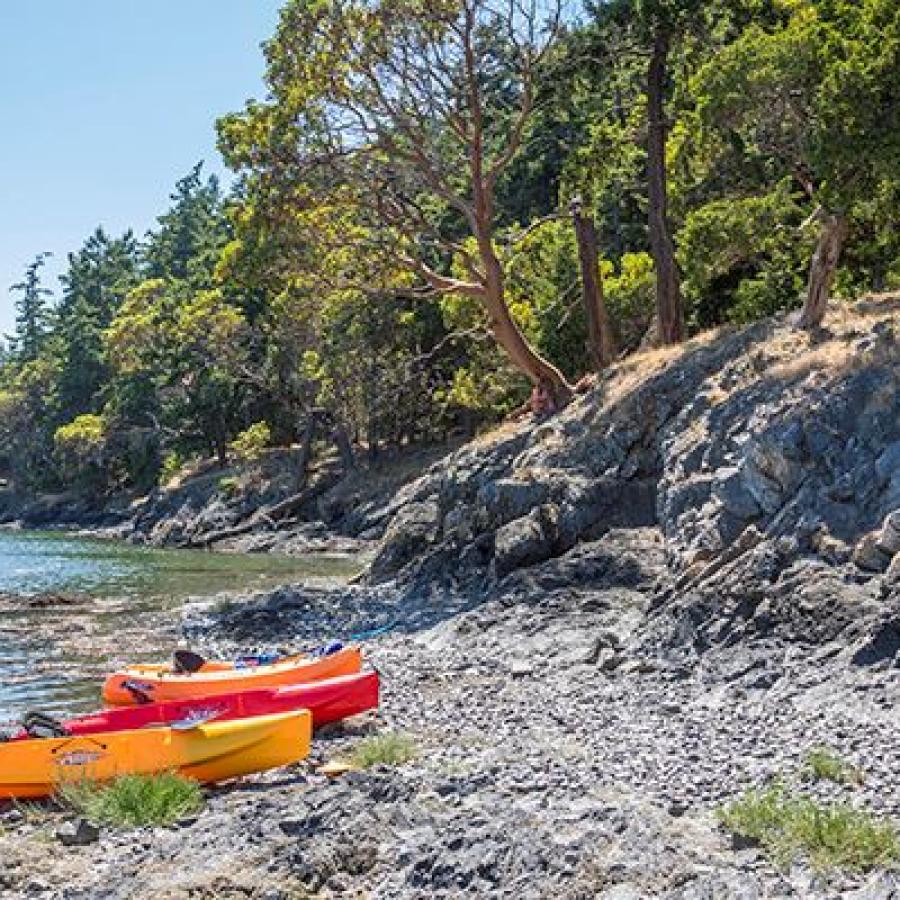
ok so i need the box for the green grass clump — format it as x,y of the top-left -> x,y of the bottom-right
217,475 -> 241,497
805,748 -> 864,785
57,773 -> 204,828
348,732 -> 418,769
719,784 -> 900,872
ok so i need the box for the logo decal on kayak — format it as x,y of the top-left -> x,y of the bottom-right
122,679 -> 154,693
185,705 -> 226,720
55,750 -> 106,767
170,705 -> 226,730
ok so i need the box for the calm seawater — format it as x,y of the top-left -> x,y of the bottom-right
0,531 -> 361,723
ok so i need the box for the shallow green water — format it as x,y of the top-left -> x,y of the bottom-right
0,530 -> 359,599
0,531 -> 362,723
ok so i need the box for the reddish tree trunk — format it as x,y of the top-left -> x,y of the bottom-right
646,27 -> 685,345
571,198 -> 616,370
482,250 -> 572,409
797,212 -> 849,330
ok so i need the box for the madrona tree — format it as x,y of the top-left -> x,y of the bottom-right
219,0 -> 575,408
694,0 -> 900,329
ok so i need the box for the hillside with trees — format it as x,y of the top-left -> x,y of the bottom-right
2,0 -> 898,504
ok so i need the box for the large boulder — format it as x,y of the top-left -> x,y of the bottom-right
370,500 -> 442,580
493,503 -> 561,578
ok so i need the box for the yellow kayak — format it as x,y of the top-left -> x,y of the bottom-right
0,710 -> 311,799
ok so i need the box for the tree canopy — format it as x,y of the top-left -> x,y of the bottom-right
1,0 -> 898,496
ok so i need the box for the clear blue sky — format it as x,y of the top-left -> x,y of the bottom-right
0,2 -> 282,336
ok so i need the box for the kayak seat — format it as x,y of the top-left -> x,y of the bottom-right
22,711 -> 69,738
173,650 -> 207,674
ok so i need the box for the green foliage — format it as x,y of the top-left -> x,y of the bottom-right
348,733 -> 418,769
53,413 -> 106,460
56,229 -> 140,422
229,421 -> 270,462
690,0 -> 900,311
160,451 -> 186,487
805,749 -> 864,786
0,355 -> 63,490
603,253 -> 657,351
58,773 -> 204,828
506,220 -> 587,380
719,784 -> 900,872
54,414 -> 108,491
54,413 -> 105,454
8,253 -> 54,362
106,279 -> 248,467
145,163 -> 229,290
678,182 -> 808,326
217,475 -> 240,497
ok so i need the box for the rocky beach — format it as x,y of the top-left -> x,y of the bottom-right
3,305 -> 900,898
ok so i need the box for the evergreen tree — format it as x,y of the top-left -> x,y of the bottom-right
8,252 -> 54,361
56,229 -> 140,420
145,162 -> 230,289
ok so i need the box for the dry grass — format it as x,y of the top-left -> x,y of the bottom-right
845,291 -> 900,316
347,732 -> 418,769
469,416 -> 528,448
600,326 -> 732,409
765,342 -> 856,383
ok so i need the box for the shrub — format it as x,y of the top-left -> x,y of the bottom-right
159,451 -> 186,486
229,421 -> 271,462
57,773 -> 204,828
603,252 -> 656,351
53,414 -> 108,490
348,732 -> 418,769
805,748 -> 864,786
678,182 -> 807,327
217,475 -> 240,497
719,784 -> 900,872
54,413 -> 106,456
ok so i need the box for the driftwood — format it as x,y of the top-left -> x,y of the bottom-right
190,474 -> 341,548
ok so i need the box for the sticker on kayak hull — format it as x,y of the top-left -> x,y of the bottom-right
55,750 -> 106,767
170,706 -> 226,729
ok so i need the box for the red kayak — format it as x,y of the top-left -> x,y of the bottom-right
12,670 -> 379,740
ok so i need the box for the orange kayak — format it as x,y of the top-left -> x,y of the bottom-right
102,646 -> 362,706
0,710 -> 311,799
